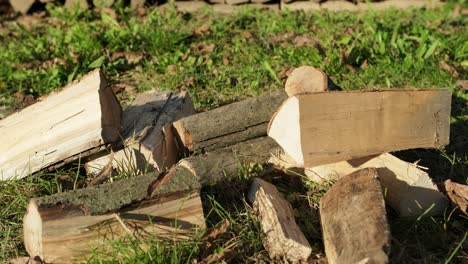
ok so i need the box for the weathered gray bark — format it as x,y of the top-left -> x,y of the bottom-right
173,90 -> 288,152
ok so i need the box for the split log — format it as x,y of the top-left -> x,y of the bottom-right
285,66 -> 341,96
444,180 -> 468,215
248,178 -> 312,263
9,0 -> 35,14
0,69 -> 122,181
268,89 -> 451,167
320,168 -> 391,264
65,0 -> 88,9
306,153 -> 448,217
23,173 -> 203,263
172,90 -> 287,153
85,90 -> 195,178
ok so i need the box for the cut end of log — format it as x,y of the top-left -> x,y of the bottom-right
285,66 -> 328,96
267,96 -> 303,166
23,200 -> 43,262
98,69 -> 122,143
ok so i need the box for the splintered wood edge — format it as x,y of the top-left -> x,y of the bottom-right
23,199 -> 42,261
267,96 -> 303,166
172,120 -> 193,151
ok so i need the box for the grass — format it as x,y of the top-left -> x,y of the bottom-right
0,1 -> 467,263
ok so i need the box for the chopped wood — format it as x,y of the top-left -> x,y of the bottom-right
248,178 -> 312,262
172,90 -> 287,153
85,91 -> 195,177
8,257 -> 30,264
9,0 -> 35,14
23,173 -> 203,263
320,168 -> 391,264
268,89 -> 451,167
0,69 -> 122,181
306,153 -> 448,217
444,180 -> 468,215
65,0 -> 89,9
285,66 -> 329,96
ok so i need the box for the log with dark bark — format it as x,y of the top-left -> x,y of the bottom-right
85,90 -> 195,179
172,90 -> 288,153
320,168 -> 391,264
23,173 -> 203,263
150,137 -> 281,194
248,178 -> 312,262
0,69 -> 122,181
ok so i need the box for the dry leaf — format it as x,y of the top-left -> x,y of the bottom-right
222,54 -> 229,66
167,64 -> 177,74
194,24 -> 210,36
445,180 -> 468,215
112,51 -> 144,64
439,61 -> 459,78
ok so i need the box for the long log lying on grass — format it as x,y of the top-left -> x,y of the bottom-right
0,69 -> 122,181
268,89 -> 451,167
248,178 -> 312,263
23,173 -> 203,263
272,151 -> 448,217
151,137 -> 281,193
172,90 -> 287,153
85,90 -> 195,179
320,168 -> 391,264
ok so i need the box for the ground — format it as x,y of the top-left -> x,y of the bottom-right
0,1 -> 467,263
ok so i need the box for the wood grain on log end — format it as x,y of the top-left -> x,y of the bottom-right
320,168 -> 390,264
285,66 -> 328,96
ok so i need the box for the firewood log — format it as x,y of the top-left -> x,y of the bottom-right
85,90 -> 195,178
0,69 -> 122,180
23,173 -> 203,263
268,89 -> 451,167
248,178 -> 312,262
320,168 -> 390,264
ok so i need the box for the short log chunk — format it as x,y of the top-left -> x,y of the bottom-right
320,168 -> 390,264
445,180 -> 468,215
248,178 -> 312,263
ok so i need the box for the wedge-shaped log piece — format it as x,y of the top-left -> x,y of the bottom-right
320,168 -> 391,264
23,174 -> 203,263
85,90 -> 195,178
173,90 -> 288,152
0,69 -> 121,180
445,180 -> 468,215
9,0 -> 35,14
248,178 -> 312,263
268,89 -> 451,167
306,153 -> 448,217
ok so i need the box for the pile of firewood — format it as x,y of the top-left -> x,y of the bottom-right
2,67 -> 467,264
7,0 -> 442,15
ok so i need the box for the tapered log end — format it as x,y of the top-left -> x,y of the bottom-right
23,199 -> 43,262
267,96 -> 304,166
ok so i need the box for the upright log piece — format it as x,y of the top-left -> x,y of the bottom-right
284,66 -> 340,96
320,168 -> 391,264
248,178 -> 312,262
268,89 -> 451,167
0,69 -> 122,180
